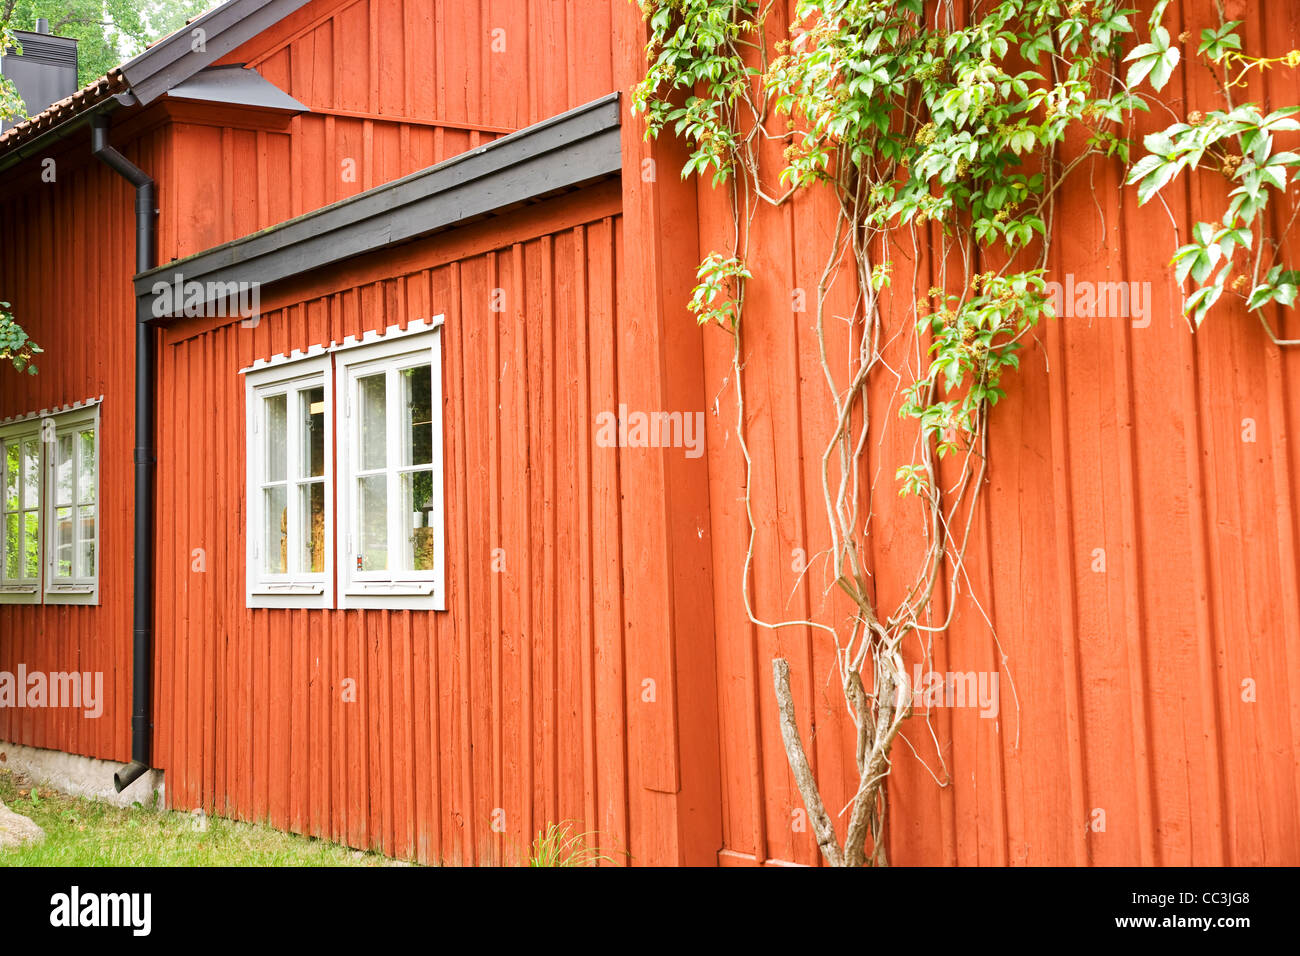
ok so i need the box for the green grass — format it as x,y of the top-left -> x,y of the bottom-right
0,768 -> 399,867
527,821 -> 616,867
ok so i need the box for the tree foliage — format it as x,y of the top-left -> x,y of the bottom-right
5,0 -> 215,89
1,1 -> 216,374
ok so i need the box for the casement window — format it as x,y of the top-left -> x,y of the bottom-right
244,355 -> 333,609
0,404 -> 101,606
241,320 -> 444,611
1,426 -> 42,602
335,330 -> 444,610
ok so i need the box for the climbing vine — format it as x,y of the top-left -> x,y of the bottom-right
1128,0 -> 1300,340
631,0 -> 1298,867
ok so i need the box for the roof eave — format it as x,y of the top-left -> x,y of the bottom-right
135,93 -> 623,326
0,0 -> 312,164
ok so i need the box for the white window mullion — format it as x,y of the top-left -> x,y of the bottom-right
386,366 -> 402,578
253,399 -> 262,566
286,385 -> 302,578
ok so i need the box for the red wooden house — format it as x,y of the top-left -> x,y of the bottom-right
1,0 -> 1297,866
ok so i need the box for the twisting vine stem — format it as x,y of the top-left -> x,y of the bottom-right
633,0 -> 1300,866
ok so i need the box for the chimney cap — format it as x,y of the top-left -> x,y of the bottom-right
35,18 -> 49,34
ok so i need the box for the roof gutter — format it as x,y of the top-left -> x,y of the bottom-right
0,93 -> 121,175
90,113 -> 158,794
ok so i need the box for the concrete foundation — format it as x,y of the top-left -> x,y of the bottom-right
0,741 -> 164,808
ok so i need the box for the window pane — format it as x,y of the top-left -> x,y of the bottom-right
302,387 -> 325,478
264,486 -> 287,574
403,365 -> 433,466
78,430 -> 95,504
22,439 -> 40,508
401,470 -> 435,572
265,394 -> 287,483
78,505 -> 96,578
359,374 -> 386,470
4,442 -> 17,511
55,435 -> 73,506
301,482 -> 325,574
4,513 -> 17,578
358,475 -> 387,571
29,510 -> 46,578
53,506 -> 73,577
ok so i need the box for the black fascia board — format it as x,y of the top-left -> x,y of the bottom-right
134,92 -> 622,326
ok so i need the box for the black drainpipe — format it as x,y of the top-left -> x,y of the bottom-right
90,113 -> 157,793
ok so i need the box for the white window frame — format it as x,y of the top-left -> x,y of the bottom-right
0,404 -> 101,606
43,406 -> 101,605
335,327 -> 445,611
0,420 -> 44,604
244,355 -> 334,609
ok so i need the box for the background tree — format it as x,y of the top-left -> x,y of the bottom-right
1,0 -> 215,372
1,4 -> 37,373
5,0 -> 215,88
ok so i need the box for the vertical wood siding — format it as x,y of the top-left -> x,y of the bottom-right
0,130 -> 172,765
154,0 -> 620,259
153,187 -> 641,865
692,0 -> 1300,866
5,0 -> 1299,868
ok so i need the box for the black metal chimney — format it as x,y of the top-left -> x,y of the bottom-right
1,20 -> 78,131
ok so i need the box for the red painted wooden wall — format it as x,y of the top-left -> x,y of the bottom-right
3,0 -> 1298,867
153,186 -> 657,865
0,126 -> 173,765
681,0 -> 1300,866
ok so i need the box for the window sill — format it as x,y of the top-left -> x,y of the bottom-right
0,585 -> 40,605
253,582 -> 326,594
339,580 -> 444,611
44,586 -> 99,606
247,580 -> 332,610
345,581 -> 436,596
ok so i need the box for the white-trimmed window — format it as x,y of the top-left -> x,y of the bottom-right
44,407 -> 100,604
240,319 -> 444,611
245,355 -> 333,609
1,404 -> 101,606
1,424 -> 43,603
336,328 -> 445,610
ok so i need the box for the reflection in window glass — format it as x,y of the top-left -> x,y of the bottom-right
78,505 -> 95,578
23,439 -> 39,505
54,506 -> 73,577
78,431 -> 95,504
4,442 -> 17,511
401,471 -> 436,571
24,510 -> 39,579
359,374 -> 386,471
265,393 -> 287,483
265,486 -> 287,574
3,513 -> 17,579
359,475 -> 387,571
303,387 -> 325,479
302,482 -> 325,574
403,365 -> 433,467
55,435 -> 73,506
